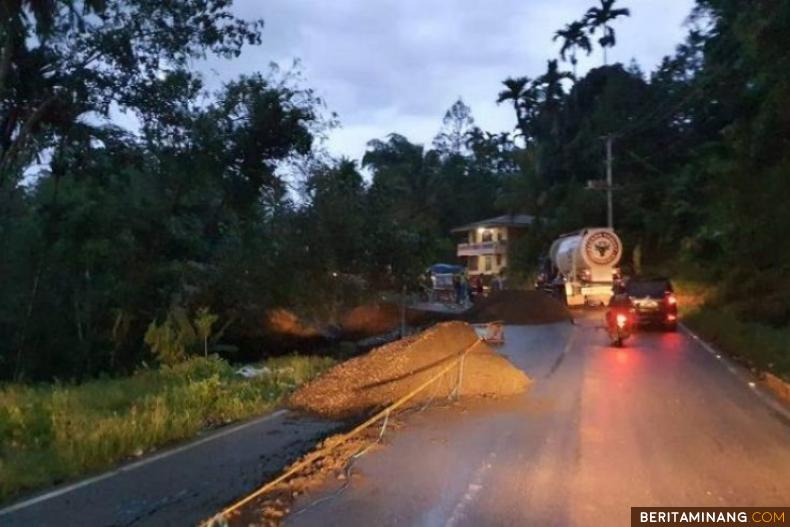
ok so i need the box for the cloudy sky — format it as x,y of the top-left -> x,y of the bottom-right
200,0 -> 696,162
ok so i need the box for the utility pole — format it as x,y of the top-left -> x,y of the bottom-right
585,134 -> 616,228
605,134 -> 614,229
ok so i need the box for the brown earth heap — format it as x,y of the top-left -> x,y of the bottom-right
465,290 -> 571,325
264,308 -> 320,338
339,302 -> 402,338
288,321 -> 530,419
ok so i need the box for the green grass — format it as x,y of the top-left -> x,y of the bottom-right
0,354 -> 334,504
683,307 -> 790,380
673,280 -> 790,380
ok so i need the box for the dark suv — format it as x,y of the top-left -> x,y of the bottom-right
625,277 -> 678,331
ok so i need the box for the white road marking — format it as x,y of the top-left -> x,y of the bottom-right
0,409 -> 289,516
680,324 -> 790,421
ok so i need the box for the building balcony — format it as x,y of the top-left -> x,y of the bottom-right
457,241 -> 507,257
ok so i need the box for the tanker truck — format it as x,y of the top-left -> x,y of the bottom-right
542,227 -> 623,306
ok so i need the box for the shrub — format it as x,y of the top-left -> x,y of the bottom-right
144,307 -> 220,365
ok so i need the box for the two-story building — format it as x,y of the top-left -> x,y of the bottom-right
452,214 -> 533,277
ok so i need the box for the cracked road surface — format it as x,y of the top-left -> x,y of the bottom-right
287,316 -> 790,526
0,411 -> 340,527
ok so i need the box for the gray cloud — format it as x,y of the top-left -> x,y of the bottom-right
200,0 -> 696,161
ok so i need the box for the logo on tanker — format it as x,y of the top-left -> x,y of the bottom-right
584,231 -> 620,265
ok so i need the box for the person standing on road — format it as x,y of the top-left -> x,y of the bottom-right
474,275 -> 484,299
492,272 -> 503,292
459,272 -> 469,306
453,273 -> 462,305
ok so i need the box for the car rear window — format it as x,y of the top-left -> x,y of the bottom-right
626,280 -> 671,298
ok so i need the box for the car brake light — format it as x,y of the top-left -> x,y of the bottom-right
666,294 -> 677,305
616,314 -> 628,328
667,313 -> 677,322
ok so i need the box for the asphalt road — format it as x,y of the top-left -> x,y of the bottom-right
287,315 -> 790,526
0,411 -> 340,527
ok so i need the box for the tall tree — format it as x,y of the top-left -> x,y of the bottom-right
534,60 -> 574,112
303,159 -> 367,273
0,0 -> 262,187
584,0 -> 631,65
433,99 -> 475,156
553,20 -> 592,77
497,77 -> 539,143
364,134 -> 441,228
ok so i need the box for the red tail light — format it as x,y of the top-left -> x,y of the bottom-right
666,294 -> 677,305
667,313 -> 677,322
616,313 -> 628,328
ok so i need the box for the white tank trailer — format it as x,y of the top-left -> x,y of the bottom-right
548,227 -> 623,306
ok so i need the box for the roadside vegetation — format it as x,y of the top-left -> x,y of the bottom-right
674,280 -> 790,380
0,355 -> 334,503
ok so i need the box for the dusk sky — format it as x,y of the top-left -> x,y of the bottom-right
199,0 -> 697,162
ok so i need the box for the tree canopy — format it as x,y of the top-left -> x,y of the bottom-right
1,0 -> 788,381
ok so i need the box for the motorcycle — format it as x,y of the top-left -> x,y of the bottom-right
606,307 -> 634,347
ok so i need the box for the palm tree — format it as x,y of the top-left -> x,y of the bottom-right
584,0 -> 631,65
535,60 -> 574,108
496,77 -> 538,142
532,60 -> 574,139
553,21 -> 592,77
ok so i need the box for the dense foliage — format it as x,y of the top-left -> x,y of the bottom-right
1,0 -> 788,381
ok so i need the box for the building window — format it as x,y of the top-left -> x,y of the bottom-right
498,230 -> 505,241
481,229 -> 493,242
496,254 -> 503,266
484,255 -> 493,272
469,256 -> 478,271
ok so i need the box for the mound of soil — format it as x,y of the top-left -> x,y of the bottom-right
340,302 -> 402,338
264,308 -> 320,338
340,302 -> 444,339
288,321 -> 530,420
465,290 -> 571,325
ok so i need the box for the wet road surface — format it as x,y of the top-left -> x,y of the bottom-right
0,411 -> 340,527
288,315 -> 790,526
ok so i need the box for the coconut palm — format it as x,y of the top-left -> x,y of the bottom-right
553,20 -> 592,77
584,0 -> 631,65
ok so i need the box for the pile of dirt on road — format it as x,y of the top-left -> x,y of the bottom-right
288,321 -> 530,420
465,290 -> 571,325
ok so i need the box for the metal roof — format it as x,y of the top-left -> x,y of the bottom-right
451,214 -> 534,233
